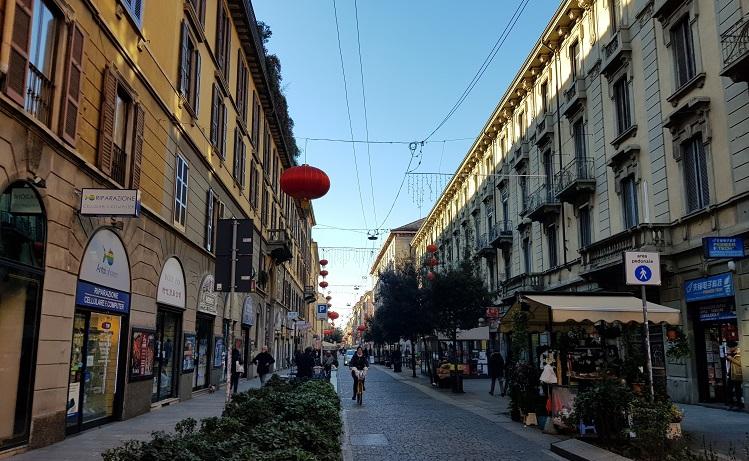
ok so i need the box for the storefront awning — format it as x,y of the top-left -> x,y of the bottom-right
522,294 -> 681,325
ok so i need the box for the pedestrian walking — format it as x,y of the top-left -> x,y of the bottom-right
487,350 -> 505,396
323,350 -> 336,381
231,340 -> 244,394
726,341 -> 743,410
252,345 -> 275,386
297,347 -> 315,379
392,346 -> 402,373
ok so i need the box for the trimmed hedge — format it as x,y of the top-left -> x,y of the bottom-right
103,377 -> 341,461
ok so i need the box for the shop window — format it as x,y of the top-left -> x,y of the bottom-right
178,21 -> 201,116
621,175 -> 638,229
671,16 -> 696,88
682,134 -> 709,213
174,154 -> 189,228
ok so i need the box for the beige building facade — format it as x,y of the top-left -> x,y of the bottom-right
412,0 -> 749,405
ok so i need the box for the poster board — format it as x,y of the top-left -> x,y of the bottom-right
214,336 -> 225,368
182,333 -> 196,373
130,328 -> 156,381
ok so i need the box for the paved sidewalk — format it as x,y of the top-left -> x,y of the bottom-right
14,373 -> 278,461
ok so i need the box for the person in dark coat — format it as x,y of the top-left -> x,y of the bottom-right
252,345 -> 275,386
488,350 -> 505,396
297,347 -> 315,379
349,346 -> 369,399
230,340 -> 243,394
392,346 -> 403,373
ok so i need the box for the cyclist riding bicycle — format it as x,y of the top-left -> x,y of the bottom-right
349,346 -> 369,400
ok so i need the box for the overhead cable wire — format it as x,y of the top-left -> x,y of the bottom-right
376,141 -> 422,229
422,0 -> 530,142
332,0 -> 369,229
298,136 -> 473,145
353,0 -> 378,225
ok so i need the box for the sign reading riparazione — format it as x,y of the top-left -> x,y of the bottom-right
80,188 -> 140,216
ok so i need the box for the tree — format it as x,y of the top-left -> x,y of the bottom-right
374,264 -> 435,377
427,259 -> 492,392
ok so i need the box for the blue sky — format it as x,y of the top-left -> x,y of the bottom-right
253,0 -> 558,324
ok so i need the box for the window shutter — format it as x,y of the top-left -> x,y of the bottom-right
60,22 -> 86,145
697,140 -> 710,208
205,188 -> 214,251
215,4 -> 224,71
98,66 -> 118,176
210,84 -> 218,147
224,27 -> 231,81
193,51 -> 201,115
222,103 -> 228,159
131,103 -> 145,189
179,21 -> 189,95
6,0 -> 34,106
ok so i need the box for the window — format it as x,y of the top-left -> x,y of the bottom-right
613,76 -> 631,135
236,50 -> 249,125
543,150 -> 554,191
272,152 -> 279,193
251,92 -> 260,145
250,160 -> 259,209
608,0 -> 618,31
578,205 -> 591,248
261,189 -> 269,227
121,0 -> 143,26
204,189 -> 224,252
573,119 -> 586,161
187,0 -> 205,26
233,128 -> 246,189
522,237 -> 532,273
547,224 -> 558,268
682,135 -> 709,212
179,21 -> 201,115
570,40 -> 580,79
503,249 -> 511,279
519,173 -> 528,211
210,83 -> 227,158
174,154 -> 189,228
540,81 -> 549,114
621,175 -> 638,229
671,16 -> 696,88
518,110 -> 526,139
263,124 -> 271,175
98,67 -> 145,189
215,1 -> 231,81
23,0 -> 58,125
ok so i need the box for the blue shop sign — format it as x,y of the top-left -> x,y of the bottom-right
703,237 -> 745,259
684,273 -> 734,303
75,280 -> 131,314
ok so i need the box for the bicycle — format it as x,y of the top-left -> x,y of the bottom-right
354,368 -> 367,405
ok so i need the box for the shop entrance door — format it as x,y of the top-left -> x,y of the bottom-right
193,315 -> 213,390
695,320 -> 738,403
66,310 -> 123,433
152,310 -> 181,402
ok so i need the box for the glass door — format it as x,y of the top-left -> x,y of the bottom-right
152,310 -> 180,402
193,316 -> 212,390
66,313 -> 86,429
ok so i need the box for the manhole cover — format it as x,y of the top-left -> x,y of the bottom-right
350,434 -> 388,446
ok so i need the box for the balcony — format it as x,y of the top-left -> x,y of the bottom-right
24,63 -> 53,127
512,140 -> 530,171
721,15 -> 749,83
601,28 -> 632,77
268,229 -> 293,263
476,233 -> 495,258
562,78 -> 587,118
555,158 -> 596,202
522,185 -> 561,222
579,224 -> 670,274
303,285 -> 316,303
501,272 -> 544,303
497,162 -> 510,188
535,113 -> 554,147
481,181 -> 494,202
488,220 -> 513,249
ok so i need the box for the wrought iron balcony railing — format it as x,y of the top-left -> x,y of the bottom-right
522,185 -> 560,221
721,15 -> 749,82
555,157 -> 595,201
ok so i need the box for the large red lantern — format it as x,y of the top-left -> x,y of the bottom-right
280,164 -> 330,202
319,259 -> 328,267
328,311 -> 339,320
320,270 -> 329,277
426,271 -> 436,281
357,325 -> 366,332
426,244 -> 438,253
427,258 -> 438,267
319,281 -> 329,288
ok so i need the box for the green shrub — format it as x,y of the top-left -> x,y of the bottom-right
630,399 -> 672,460
570,379 -> 634,442
103,378 -> 342,461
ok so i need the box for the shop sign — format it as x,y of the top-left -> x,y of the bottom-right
287,311 -> 299,321
316,303 -> 328,320
78,229 -> 130,293
296,321 -> 311,331
624,251 -> 661,286
75,280 -> 130,314
703,237 -> 745,259
10,186 -> 42,214
696,301 -> 737,322
198,275 -> 218,315
685,273 -> 734,303
80,188 -> 140,217
157,257 -> 186,309
242,297 -> 255,326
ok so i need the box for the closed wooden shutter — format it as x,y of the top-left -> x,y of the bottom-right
224,26 -> 231,81
131,103 -> 145,189
215,4 -> 225,72
179,21 -> 189,95
193,51 -> 201,115
221,103 -> 227,159
60,22 -> 86,145
6,0 -> 34,106
210,84 -> 218,146
98,66 -> 118,176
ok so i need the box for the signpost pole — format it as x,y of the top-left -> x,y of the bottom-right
226,219 -> 237,405
641,285 -> 655,402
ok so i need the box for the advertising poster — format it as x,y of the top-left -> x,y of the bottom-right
182,333 -> 196,373
214,337 -> 225,368
130,328 -> 156,381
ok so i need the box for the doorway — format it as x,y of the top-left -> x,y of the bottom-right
152,309 -> 181,402
193,315 -> 213,390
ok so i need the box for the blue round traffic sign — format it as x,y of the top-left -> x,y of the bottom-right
634,265 -> 652,282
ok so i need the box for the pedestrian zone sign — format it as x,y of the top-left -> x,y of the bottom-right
316,304 -> 328,320
624,251 -> 661,286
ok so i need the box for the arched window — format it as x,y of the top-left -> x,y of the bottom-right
0,182 -> 46,268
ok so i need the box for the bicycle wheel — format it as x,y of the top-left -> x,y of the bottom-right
357,381 -> 363,405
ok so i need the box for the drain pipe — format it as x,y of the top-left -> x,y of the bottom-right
0,0 -> 16,74
551,42 -> 569,267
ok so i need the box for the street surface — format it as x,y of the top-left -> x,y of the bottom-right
339,365 -> 562,461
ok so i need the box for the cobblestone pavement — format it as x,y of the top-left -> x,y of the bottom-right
339,365 -> 564,461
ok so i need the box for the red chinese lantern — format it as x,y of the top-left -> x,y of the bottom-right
326,295 -> 332,301
320,269 -> 329,277
426,244 -> 438,253
319,259 -> 328,267
280,164 -> 330,203
319,281 -> 329,288
323,329 -> 333,335
426,271 -> 436,281
328,311 -> 339,320
427,258 -> 438,267
357,325 -> 366,332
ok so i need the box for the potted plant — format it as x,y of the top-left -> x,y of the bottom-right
622,355 -> 646,393
666,403 -> 684,439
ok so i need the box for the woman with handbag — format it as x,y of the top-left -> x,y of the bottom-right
231,340 -> 244,394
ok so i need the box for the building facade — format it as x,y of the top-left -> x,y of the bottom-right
0,0 -> 318,453
412,0 -> 749,405
369,218 -> 424,311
